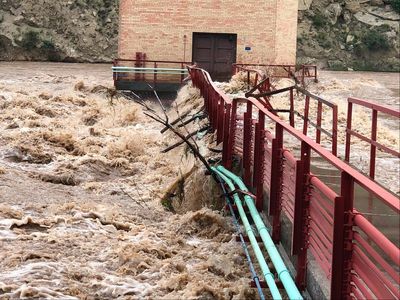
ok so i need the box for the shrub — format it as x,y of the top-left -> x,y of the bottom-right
312,13 -> 327,29
377,24 -> 391,32
362,30 -> 390,51
316,32 -> 332,48
74,0 -> 86,8
20,31 -> 40,50
353,60 -> 400,72
297,36 -> 303,44
328,61 -> 347,71
41,40 -> 55,50
391,0 -> 400,13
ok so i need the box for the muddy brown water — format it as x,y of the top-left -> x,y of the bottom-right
0,62 -> 258,299
0,62 -> 398,298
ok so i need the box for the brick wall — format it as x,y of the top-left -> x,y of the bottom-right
119,0 -> 298,65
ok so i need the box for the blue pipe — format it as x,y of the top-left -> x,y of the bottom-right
212,167 -> 283,300
215,166 -> 303,300
215,172 -> 265,300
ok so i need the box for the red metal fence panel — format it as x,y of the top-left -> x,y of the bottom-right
188,66 -> 400,300
345,97 -> 400,179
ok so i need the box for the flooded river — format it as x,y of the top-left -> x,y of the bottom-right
0,62 -> 398,298
0,62 -> 256,299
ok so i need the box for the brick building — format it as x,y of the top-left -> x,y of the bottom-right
118,0 -> 299,81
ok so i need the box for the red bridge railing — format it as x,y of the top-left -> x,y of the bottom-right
345,97 -> 400,179
233,63 -> 318,85
232,64 -> 272,90
188,66 -> 400,300
241,67 -> 338,156
113,58 -> 192,85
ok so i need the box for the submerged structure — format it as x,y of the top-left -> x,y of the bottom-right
114,0 -> 299,91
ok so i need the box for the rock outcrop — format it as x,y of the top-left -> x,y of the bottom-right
0,0 -> 118,62
297,0 -> 400,71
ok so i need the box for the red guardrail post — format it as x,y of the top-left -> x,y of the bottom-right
226,100 -> 238,169
316,102 -> 322,144
253,111 -> 265,211
331,172 -> 354,299
332,106 -> 338,156
135,52 -> 141,81
269,124 -> 284,242
154,62 -> 157,87
112,59 -> 117,84
345,101 -> 353,162
217,96 -> 224,144
292,141 -> 311,290
212,91 -> 217,131
303,95 -> 310,136
265,77 -> 271,92
289,88 -> 295,127
367,108 -> 378,224
180,63 -> 184,83
231,64 -> 237,76
243,102 -> 253,186
370,109 -> 378,179
222,103 -> 232,168
209,87 -> 216,130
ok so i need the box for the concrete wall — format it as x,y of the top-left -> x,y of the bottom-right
118,0 -> 299,65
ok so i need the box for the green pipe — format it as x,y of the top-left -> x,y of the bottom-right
211,167 -> 282,300
216,166 -> 303,300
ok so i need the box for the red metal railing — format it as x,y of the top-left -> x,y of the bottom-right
113,58 -> 192,85
233,64 -> 273,90
293,86 -> 338,156
345,97 -> 400,179
188,65 -> 400,300
233,63 -> 318,84
240,66 -> 338,156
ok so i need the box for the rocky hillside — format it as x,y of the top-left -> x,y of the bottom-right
0,0 -> 399,71
0,0 -> 118,62
297,0 -> 400,71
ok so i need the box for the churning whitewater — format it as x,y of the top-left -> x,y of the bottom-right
0,62 -> 398,299
0,62 -> 257,299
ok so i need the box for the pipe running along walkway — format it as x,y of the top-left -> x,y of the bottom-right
213,166 -> 303,300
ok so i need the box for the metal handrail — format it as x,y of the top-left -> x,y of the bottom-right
345,97 -> 400,179
113,59 -> 191,85
233,63 -> 318,84
238,96 -> 399,212
188,65 -> 399,299
233,67 -> 338,155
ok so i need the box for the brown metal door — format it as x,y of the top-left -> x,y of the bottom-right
192,33 -> 237,81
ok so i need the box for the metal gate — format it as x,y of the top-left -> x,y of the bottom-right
192,32 -> 237,81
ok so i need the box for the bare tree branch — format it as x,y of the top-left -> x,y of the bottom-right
120,187 -> 148,209
162,126 -> 209,153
